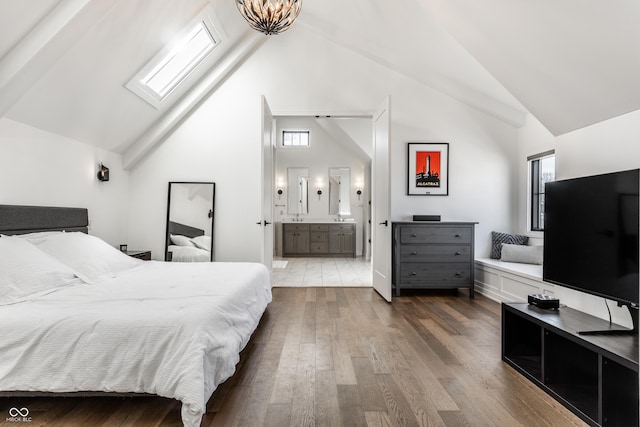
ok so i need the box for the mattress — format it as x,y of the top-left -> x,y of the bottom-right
0,261 -> 272,427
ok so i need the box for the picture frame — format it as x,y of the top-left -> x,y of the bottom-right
407,142 -> 449,196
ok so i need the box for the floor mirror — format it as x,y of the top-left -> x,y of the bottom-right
165,182 -> 215,262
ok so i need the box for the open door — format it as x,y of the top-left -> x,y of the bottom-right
260,96 -> 274,270
372,97 -> 392,302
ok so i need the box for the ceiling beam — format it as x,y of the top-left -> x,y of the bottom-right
123,30 -> 266,171
0,0 -> 114,117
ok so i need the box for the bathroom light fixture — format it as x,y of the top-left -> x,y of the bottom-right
97,163 -> 110,182
316,181 -> 323,199
235,0 -> 302,35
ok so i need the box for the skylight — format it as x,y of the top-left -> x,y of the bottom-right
126,9 -> 223,108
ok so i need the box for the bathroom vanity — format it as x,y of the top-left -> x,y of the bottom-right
283,221 -> 356,257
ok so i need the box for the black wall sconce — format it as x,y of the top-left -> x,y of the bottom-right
97,163 -> 110,182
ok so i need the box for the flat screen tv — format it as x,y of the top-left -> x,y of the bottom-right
543,168 -> 639,334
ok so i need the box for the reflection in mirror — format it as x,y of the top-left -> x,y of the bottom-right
329,167 -> 351,215
287,167 -> 309,215
165,182 -> 215,262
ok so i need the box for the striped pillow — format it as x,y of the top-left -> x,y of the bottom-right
491,231 -> 528,259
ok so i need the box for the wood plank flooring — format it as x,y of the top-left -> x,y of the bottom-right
1,288 -> 587,427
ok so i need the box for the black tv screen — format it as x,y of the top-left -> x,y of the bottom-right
543,169 -> 639,306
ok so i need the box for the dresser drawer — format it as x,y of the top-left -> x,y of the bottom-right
398,263 -> 471,285
285,224 -> 310,232
310,224 -> 329,232
310,242 -> 328,253
400,226 -> 472,244
400,245 -> 471,262
330,224 -> 355,232
310,232 -> 328,242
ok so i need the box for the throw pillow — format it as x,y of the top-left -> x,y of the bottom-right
491,231 -> 529,259
501,243 -> 543,265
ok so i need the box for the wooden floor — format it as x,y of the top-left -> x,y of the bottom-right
1,288 -> 587,427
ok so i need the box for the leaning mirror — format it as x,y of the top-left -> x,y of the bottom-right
165,182 -> 215,262
329,167 -> 351,215
287,167 -> 309,215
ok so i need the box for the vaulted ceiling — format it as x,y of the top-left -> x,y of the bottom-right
1,0 -> 638,159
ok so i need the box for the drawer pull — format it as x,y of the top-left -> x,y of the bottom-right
455,234 -> 461,238
455,272 -> 462,277
411,251 -> 418,255
455,251 -> 461,256
411,272 -> 417,276
410,233 -> 417,238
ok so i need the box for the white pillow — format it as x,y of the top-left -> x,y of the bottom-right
15,230 -> 66,244
501,243 -> 544,265
190,235 -> 211,251
0,236 -> 80,305
170,234 -> 195,247
32,232 -> 141,284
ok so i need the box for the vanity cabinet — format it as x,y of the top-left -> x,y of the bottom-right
329,224 -> 355,254
283,224 -> 309,255
392,221 -> 476,297
283,222 -> 355,257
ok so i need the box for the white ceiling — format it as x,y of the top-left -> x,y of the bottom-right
0,0 -> 638,156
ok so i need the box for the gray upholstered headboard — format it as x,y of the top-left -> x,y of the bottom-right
0,205 -> 89,235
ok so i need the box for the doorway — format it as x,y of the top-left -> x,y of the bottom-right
270,114 -> 373,287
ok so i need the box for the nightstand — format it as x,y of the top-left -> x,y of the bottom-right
125,250 -> 151,261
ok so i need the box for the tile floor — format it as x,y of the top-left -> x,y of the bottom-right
272,256 -> 372,287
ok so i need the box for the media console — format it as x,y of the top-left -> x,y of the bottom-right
502,302 -> 639,427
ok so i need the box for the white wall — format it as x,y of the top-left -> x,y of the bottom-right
516,110 -> 640,327
0,118 -> 130,246
127,26 -> 519,262
126,70 -> 263,262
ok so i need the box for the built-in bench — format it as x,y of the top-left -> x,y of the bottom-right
474,258 -> 555,303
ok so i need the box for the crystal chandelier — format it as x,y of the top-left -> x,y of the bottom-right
236,0 -> 302,36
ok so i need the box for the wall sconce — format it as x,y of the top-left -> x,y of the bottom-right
355,181 -> 363,200
316,181 -> 323,199
276,180 -> 285,200
97,163 -> 109,182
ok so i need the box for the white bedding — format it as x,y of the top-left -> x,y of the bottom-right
0,260 -> 272,427
168,245 -> 211,262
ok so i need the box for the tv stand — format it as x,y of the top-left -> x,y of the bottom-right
502,302 -> 638,427
578,303 -> 639,336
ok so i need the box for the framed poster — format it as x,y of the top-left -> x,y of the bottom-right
407,142 -> 449,196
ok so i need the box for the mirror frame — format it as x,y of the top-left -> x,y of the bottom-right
329,167 -> 351,215
287,167 -> 309,215
164,181 -> 215,262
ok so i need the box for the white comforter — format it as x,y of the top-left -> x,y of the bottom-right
168,245 -> 211,262
0,261 -> 272,427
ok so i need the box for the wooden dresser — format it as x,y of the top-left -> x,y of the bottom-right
392,222 -> 476,297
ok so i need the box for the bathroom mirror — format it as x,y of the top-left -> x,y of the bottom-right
287,167 -> 309,215
329,167 -> 351,215
165,182 -> 215,262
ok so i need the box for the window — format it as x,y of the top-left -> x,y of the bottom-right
125,8 -> 223,108
282,131 -> 310,146
529,151 -> 555,232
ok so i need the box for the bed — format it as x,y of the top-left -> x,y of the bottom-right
0,205 -> 271,427
166,220 -> 212,262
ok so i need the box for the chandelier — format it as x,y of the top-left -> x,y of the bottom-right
236,0 -> 302,36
